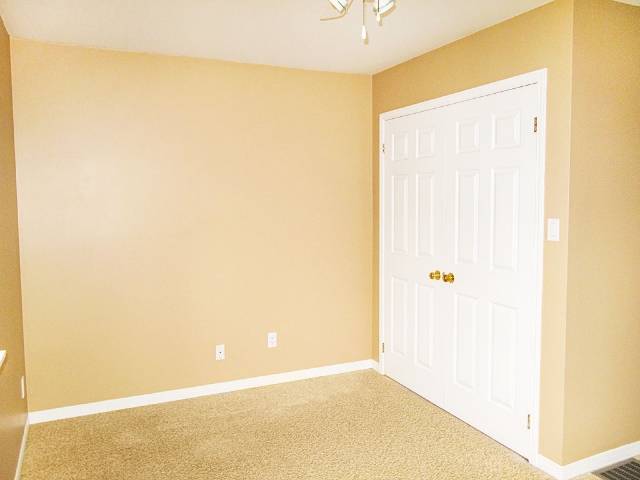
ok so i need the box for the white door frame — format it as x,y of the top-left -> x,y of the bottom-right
378,69 -> 547,463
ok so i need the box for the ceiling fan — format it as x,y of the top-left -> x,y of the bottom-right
321,0 -> 396,40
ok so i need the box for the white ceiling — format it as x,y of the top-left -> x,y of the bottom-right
0,0 -> 634,75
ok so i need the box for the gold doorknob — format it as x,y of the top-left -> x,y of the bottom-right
442,272 -> 455,283
429,270 -> 441,281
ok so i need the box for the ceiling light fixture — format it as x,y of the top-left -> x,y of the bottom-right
328,0 -> 349,14
362,0 -> 367,40
324,0 -> 396,40
374,0 -> 395,16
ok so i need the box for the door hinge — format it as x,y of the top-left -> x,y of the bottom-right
527,414 -> 531,429
381,343 -> 385,353
534,117 -> 538,133
382,143 -> 386,154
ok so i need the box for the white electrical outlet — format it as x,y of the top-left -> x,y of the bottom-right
21,376 -> 25,399
268,332 -> 277,348
215,344 -> 225,360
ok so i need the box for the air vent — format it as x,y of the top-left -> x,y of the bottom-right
594,459 -> 640,480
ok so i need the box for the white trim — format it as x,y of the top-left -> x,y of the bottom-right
535,455 -> 564,479
28,360 -> 377,424
536,441 -> 640,480
379,69 -> 548,463
370,360 -> 381,373
0,350 -> 6,369
379,71 -> 544,122
529,68 -> 548,472
378,112 -> 386,376
14,418 -> 29,480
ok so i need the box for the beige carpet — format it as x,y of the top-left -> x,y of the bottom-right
22,370 -> 597,479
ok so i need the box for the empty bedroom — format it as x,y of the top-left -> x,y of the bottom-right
0,0 -> 638,479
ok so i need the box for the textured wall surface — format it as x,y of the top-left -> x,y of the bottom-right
564,0 -> 640,464
0,14 -> 28,480
11,40 -> 373,412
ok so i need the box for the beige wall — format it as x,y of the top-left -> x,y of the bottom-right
372,0 -> 575,463
11,40 -> 373,412
564,0 -> 640,464
0,14 -> 28,480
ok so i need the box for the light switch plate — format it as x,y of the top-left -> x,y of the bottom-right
547,218 -> 560,242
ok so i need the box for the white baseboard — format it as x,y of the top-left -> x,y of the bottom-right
535,454 -> 564,479
14,418 -> 29,480
371,360 -> 380,373
29,359 -> 377,424
536,440 -> 640,480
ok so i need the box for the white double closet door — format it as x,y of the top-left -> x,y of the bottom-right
382,84 -> 538,459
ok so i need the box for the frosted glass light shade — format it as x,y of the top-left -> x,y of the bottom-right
328,0 -> 348,13
373,0 -> 395,14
